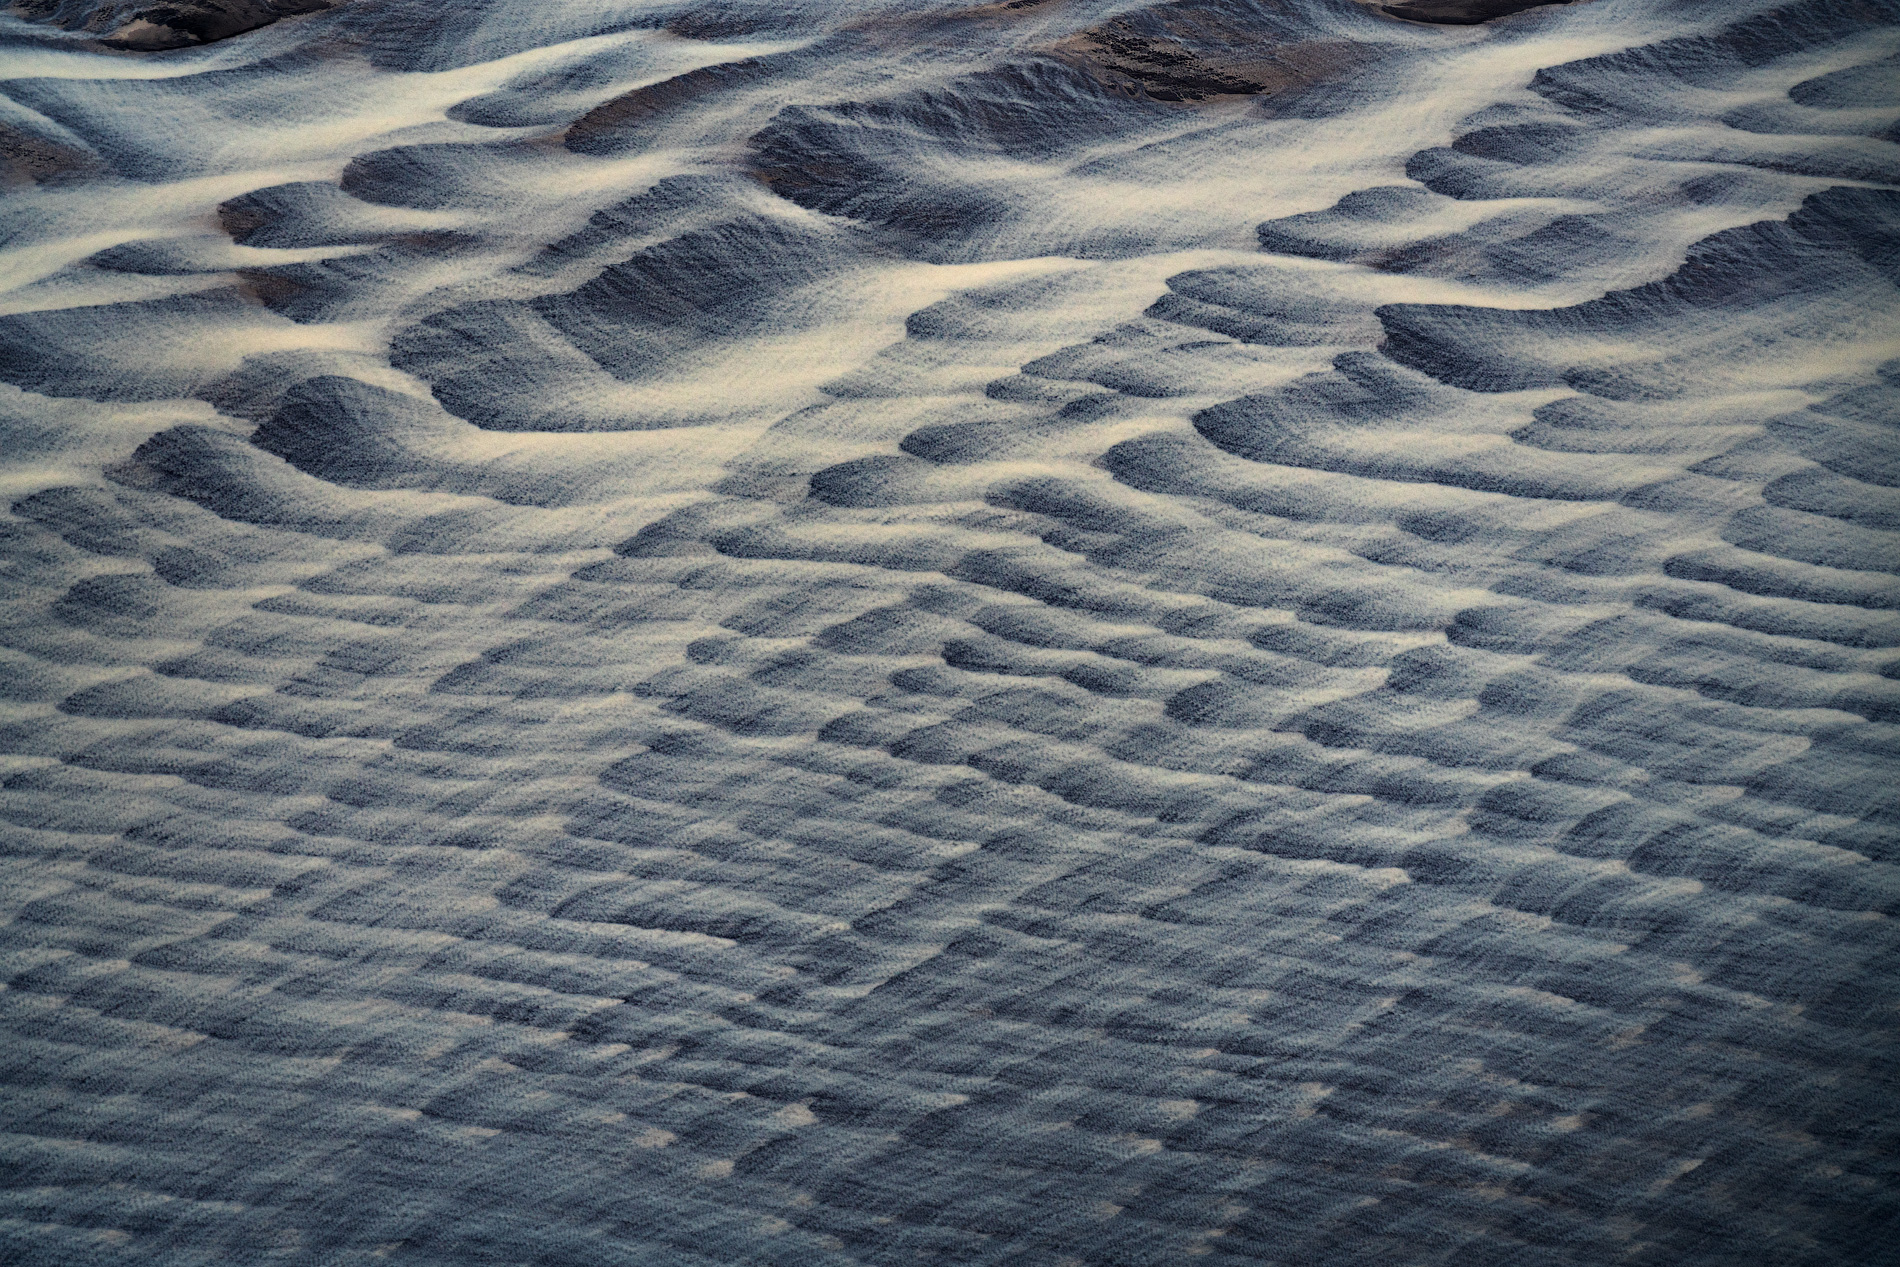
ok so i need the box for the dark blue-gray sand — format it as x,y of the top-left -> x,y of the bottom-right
0,0 -> 1896,1262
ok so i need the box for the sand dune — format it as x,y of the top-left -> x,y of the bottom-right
1,0 -> 1896,1262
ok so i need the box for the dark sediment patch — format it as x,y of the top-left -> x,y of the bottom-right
0,290 -> 260,401
1529,0 -> 1900,120
1050,6 -> 1370,103
218,181 -> 400,249
0,118 -> 103,185
528,211 -> 874,380
452,38 -> 706,130
1255,184 -> 1446,261
249,376 -> 447,491
565,58 -> 775,155
1149,267 -> 1386,345
106,424 -> 379,538
661,1 -> 814,40
13,0 -> 334,49
746,57 -> 1145,258
339,140 -> 543,212
1377,0 -> 1574,24
1789,52 -> 1900,110
1376,185 -> 1900,395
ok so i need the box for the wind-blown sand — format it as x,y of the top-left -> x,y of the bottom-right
0,0 -> 1896,1262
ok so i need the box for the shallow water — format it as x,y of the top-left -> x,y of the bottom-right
0,0 -> 1896,1262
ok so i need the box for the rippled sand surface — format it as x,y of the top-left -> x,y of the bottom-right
1,0 -> 1896,1261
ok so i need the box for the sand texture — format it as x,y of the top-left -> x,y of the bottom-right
0,0 -> 1896,1262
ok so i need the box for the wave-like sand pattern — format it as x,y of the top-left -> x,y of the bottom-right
1,0 -> 1896,1261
